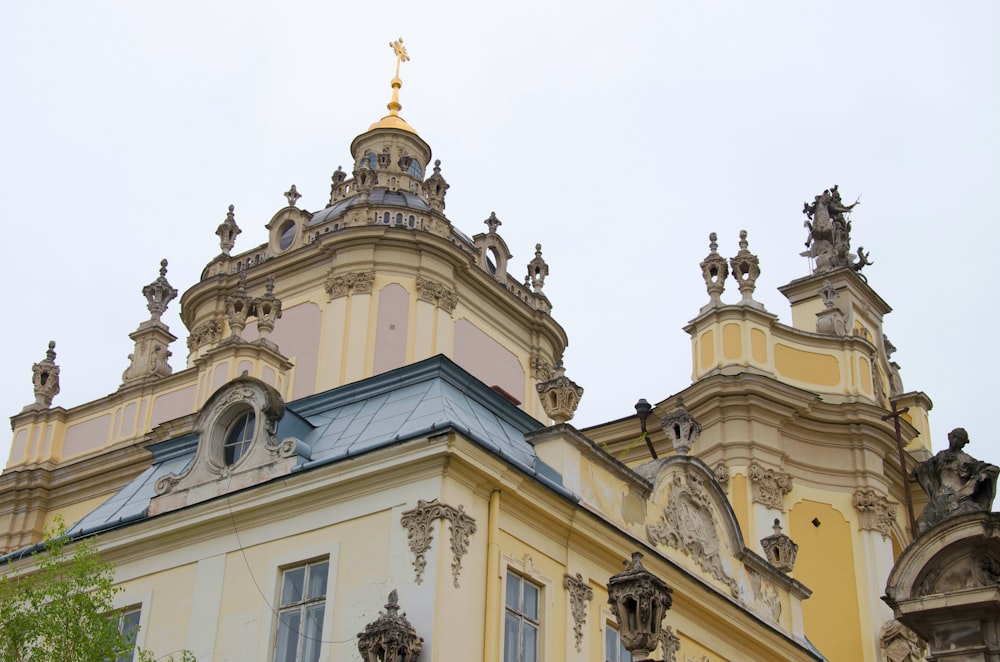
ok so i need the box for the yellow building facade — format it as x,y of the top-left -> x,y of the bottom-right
1,47 -> 932,662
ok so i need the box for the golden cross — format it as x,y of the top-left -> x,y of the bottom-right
390,38 -> 410,80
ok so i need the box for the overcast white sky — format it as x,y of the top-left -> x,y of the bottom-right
1,2 -> 997,466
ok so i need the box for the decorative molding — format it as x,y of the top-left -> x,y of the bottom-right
563,573 -> 593,653
748,462 -> 793,511
853,489 -> 898,539
187,319 -> 224,352
325,269 -> 375,299
415,276 -> 458,313
747,567 -> 782,623
399,499 -> 477,588
713,462 -> 729,492
647,471 -> 739,596
658,625 -> 681,662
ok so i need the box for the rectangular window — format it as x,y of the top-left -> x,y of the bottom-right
504,571 -> 540,662
112,607 -> 141,662
605,624 -> 633,662
273,559 -> 329,662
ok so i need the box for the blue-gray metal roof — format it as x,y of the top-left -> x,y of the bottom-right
309,190 -> 429,226
64,356 -> 563,540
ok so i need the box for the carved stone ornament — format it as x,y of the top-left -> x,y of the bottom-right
913,427 -> 999,535
399,499 -> 477,588
729,230 -> 762,308
122,260 -> 178,386
748,462 -> 793,511
853,489 -> 898,539
149,376 -> 291,516
747,567 -> 782,623
251,275 -> 282,345
415,276 -> 458,313
607,552 -> 673,660
325,269 -> 375,300
884,335 -> 905,396
283,184 -> 301,208
659,397 -> 702,456
422,159 -> 449,212
536,360 -> 584,424
530,355 -> 554,382
658,625 -> 681,662
215,204 -> 241,256
142,259 -> 179,323
25,341 -> 60,411
563,573 -> 593,653
187,319 -> 224,353
760,518 -> 798,573
879,619 -> 927,662
815,279 -> 848,335
647,471 -> 740,597
713,462 -> 730,492
357,590 -> 423,662
225,272 -> 253,340
700,232 -> 729,309
526,244 -> 549,292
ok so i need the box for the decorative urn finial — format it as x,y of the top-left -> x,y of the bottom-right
527,244 -> 549,292
422,159 -> 449,212
25,341 -> 60,411
216,204 -> 241,256
225,272 -> 253,341
357,590 -> 423,662
252,275 -> 283,345
700,232 -> 729,309
760,518 -> 799,573
142,259 -> 178,323
283,184 -> 301,208
536,360 -> 584,424
607,552 -> 673,660
729,230 -> 762,307
485,211 -> 501,234
660,397 -> 702,456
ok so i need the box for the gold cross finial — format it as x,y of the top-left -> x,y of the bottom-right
385,37 -> 409,116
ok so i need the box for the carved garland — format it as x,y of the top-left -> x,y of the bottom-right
399,499 -> 477,588
325,269 -> 375,300
748,462 -> 793,511
562,573 -> 593,653
415,276 -> 458,313
646,472 -> 739,597
852,489 -> 898,539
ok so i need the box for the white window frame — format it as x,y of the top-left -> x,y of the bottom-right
109,589 -> 151,662
602,615 -> 634,662
500,554 -> 552,662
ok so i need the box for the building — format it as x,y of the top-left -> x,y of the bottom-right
1,44 -> 937,662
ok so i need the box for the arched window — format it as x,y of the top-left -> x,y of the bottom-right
222,410 -> 255,465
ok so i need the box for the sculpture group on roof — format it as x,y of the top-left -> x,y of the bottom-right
802,185 -> 872,275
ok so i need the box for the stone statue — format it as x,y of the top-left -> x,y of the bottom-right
802,185 -> 872,275
913,428 -> 999,535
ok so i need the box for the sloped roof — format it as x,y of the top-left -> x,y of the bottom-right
65,356 -> 559,539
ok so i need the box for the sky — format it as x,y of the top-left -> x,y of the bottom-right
1,2 -> 997,466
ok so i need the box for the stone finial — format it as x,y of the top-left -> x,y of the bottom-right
884,335 -> 905,396
142,259 -> 178,323
329,167 -> 348,205
422,159 -> 449,212
283,184 -> 301,208
729,230 -> 762,307
26,341 -> 60,410
252,275 -> 282,344
659,397 -> 702,456
224,272 -> 253,340
913,428 -> 999,535
815,279 -> 848,335
607,552 -> 673,660
760,519 -> 798,573
527,243 -> 549,292
700,232 -> 729,309
536,360 -> 584,424
357,590 -> 423,662
484,211 -> 501,234
216,204 -> 241,256
353,158 -> 375,202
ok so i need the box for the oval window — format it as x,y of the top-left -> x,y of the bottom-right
278,221 -> 296,250
223,410 -> 255,465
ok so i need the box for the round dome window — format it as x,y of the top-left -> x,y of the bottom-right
278,220 -> 297,250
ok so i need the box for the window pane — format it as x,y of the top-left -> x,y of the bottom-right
522,582 -> 539,620
274,611 -> 300,662
281,567 -> 305,607
505,573 -> 521,609
620,639 -> 633,662
522,622 -> 538,662
503,613 -> 520,662
307,561 -> 328,600
606,626 -> 618,662
302,604 -> 325,662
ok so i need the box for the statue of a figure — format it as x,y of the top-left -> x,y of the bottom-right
913,428 -> 999,535
802,185 -> 872,275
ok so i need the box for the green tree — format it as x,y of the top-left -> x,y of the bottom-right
0,517 -> 131,661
